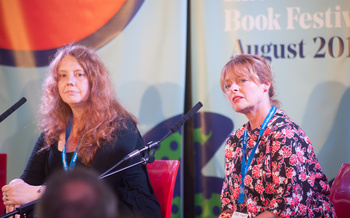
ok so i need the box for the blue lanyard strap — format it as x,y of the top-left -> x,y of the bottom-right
62,118 -> 79,171
238,105 -> 277,204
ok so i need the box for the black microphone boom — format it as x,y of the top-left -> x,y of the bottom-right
99,101 -> 203,179
0,97 -> 27,123
170,101 -> 203,133
128,101 -> 203,158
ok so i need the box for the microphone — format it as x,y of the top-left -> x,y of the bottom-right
170,101 -> 203,133
99,101 -> 203,179
0,97 -> 27,123
124,101 -> 203,160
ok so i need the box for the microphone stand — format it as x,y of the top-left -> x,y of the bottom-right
0,200 -> 38,218
104,151 -> 156,179
99,101 -> 202,180
99,141 -> 158,179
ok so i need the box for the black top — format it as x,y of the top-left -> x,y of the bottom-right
21,119 -> 161,218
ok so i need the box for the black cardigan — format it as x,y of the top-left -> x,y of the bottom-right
21,119 -> 161,218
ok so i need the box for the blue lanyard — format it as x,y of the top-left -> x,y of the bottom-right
62,119 -> 79,171
238,105 -> 277,204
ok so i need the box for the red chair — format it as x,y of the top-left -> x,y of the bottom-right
147,160 -> 179,218
0,153 -> 7,213
330,163 -> 350,218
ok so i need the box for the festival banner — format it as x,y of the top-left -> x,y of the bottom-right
0,0 -> 187,216
191,0 -> 350,217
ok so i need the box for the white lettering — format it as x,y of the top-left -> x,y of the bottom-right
224,10 -> 241,31
286,6 -> 350,30
267,8 -> 281,30
299,13 -> 312,29
313,13 -> 324,29
224,8 -> 281,31
325,8 -> 332,28
342,11 -> 350,27
256,14 -> 268,30
286,7 -> 300,30
241,15 -> 255,31
334,6 -> 341,28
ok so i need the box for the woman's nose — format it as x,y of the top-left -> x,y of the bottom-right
66,74 -> 76,85
229,83 -> 239,92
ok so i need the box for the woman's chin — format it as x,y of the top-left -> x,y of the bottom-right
231,103 -> 243,113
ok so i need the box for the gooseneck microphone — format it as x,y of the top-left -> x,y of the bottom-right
0,97 -> 27,123
124,101 -> 203,160
170,101 -> 203,133
99,101 -> 203,179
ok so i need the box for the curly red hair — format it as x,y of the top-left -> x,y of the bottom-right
39,44 -> 137,166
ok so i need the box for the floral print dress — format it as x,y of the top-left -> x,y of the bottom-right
219,109 -> 336,217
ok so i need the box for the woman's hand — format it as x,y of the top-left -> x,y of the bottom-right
2,178 -> 42,206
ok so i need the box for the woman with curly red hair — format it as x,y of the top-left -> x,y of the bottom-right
1,44 -> 161,218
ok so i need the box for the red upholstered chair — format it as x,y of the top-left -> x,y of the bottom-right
330,163 -> 350,218
147,160 -> 180,218
0,153 -> 7,213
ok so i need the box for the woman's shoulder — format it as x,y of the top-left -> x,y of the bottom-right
112,116 -> 138,133
34,132 -> 60,155
271,109 -> 310,139
272,109 -> 300,128
227,123 -> 247,141
107,116 -> 142,144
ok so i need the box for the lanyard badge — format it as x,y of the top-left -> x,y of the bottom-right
238,105 -> 277,204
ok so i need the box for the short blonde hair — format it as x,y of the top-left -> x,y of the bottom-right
220,54 -> 280,108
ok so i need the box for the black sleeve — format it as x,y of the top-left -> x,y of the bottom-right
92,119 -> 161,218
20,133 -> 49,185
91,119 -> 144,186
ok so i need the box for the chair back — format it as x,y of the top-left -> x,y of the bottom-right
0,153 -> 7,213
147,160 -> 179,218
330,163 -> 350,218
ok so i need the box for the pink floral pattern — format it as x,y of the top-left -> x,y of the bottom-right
219,110 -> 336,217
